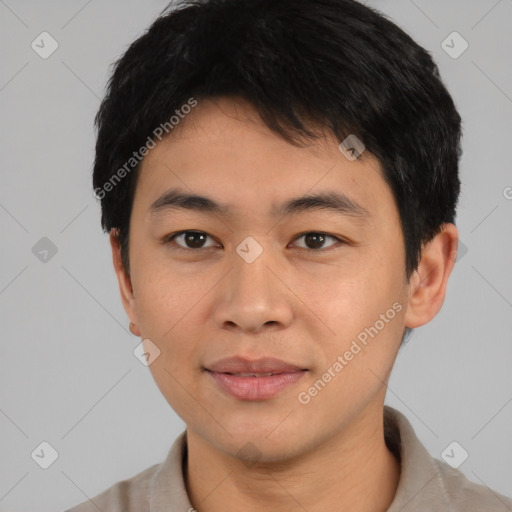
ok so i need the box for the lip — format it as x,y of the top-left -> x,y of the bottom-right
204,356 -> 308,401
206,356 -> 306,374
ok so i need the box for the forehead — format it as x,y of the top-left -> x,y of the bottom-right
134,97 -> 396,225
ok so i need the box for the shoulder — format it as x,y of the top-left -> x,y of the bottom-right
384,406 -> 512,511
64,463 -> 160,512
65,431 -> 189,511
433,458 -> 512,511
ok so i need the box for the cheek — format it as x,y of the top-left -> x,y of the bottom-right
312,260 -> 404,366
310,271 -> 383,329
146,359 -> 200,422
132,274 -> 206,404
141,310 -> 204,420
132,263 -> 207,334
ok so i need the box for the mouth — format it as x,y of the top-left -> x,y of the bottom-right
205,355 -> 307,375
203,356 -> 309,401
211,371 -> 296,377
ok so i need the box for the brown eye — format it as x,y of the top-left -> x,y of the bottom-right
292,232 -> 342,250
166,231 -> 218,249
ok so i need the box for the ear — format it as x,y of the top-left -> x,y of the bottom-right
404,223 -> 459,329
109,229 -> 141,336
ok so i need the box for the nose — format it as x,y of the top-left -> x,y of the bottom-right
212,247 -> 294,334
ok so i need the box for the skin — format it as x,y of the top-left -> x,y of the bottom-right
110,96 -> 458,512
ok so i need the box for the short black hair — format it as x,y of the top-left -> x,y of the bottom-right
93,0 -> 462,344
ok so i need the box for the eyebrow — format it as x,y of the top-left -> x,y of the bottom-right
149,188 -> 371,221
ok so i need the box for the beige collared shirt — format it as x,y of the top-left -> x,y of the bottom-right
66,406 -> 512,511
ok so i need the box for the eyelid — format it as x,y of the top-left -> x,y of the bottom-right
165,230 -> 220,249
165,230 -> 346,250
290,231 -> 344,250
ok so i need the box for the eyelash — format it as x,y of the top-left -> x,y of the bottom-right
164,230 -> 346,252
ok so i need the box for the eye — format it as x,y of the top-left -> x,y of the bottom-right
291,232 -> 343,250
165,231 -> 219,250
164,230 -> 345,252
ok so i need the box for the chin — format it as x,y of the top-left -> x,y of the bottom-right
227,435 -> 304,465
210,419 -> 308,462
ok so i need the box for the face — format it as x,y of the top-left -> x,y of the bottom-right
115,96 -> 415,462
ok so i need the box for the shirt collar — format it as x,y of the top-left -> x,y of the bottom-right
149,405 -> 452,511
384,406 -> 452,510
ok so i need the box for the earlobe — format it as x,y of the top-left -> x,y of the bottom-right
109,229 -> 140,332
404,223 -> 459,329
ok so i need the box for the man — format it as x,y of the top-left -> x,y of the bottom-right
68,0 -> 512,510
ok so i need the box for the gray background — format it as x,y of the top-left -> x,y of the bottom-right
1,0 -> 511,510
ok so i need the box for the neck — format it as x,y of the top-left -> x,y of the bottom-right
184,403 -> 401,512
